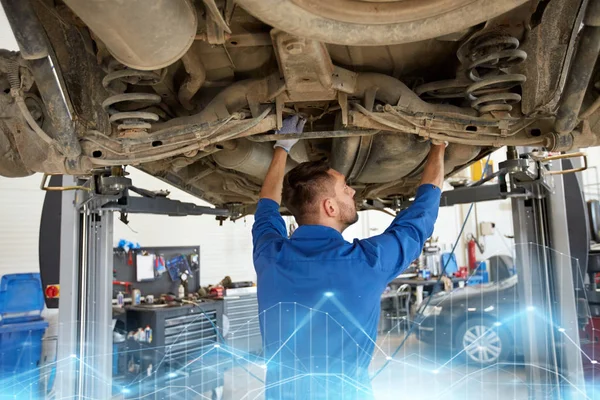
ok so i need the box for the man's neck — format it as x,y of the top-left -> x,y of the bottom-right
303,219 -> 345,234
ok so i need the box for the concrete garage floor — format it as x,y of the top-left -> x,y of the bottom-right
219,333 -> 529,400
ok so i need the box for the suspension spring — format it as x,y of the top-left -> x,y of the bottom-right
101,66 -> 163,132
465,33 -> 527,114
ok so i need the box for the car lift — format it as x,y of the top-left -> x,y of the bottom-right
438,146 -> 589,399
42,168 -> 232,399
45,148 -> 588,399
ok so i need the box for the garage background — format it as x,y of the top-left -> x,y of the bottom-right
4,4 -> 596,288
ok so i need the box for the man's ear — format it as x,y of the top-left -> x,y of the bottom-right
323,198 -> 337,218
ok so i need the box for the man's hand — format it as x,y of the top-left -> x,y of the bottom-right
260,116 -> 305,203
273,115 -> 306,153
420,143 -> 445,189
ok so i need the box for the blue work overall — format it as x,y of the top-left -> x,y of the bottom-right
252,184 -> 441,400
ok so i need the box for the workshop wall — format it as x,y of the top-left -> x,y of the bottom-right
439,148 -> 515,266
112,168 -> 259,286
582,146 -> 600,201
0,174 -> 47,276
0,165 -> 516,284
0,170 -> 259,287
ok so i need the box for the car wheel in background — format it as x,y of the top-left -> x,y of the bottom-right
454,318 -> 512,366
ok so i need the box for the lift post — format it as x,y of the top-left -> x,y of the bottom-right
437,147 -> 587,399
49,169 -> 231,399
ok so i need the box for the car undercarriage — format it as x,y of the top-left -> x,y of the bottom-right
1,0 -> 600,215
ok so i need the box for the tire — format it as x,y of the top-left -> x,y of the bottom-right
454,318 -> 512,366
236,0 -> 529,46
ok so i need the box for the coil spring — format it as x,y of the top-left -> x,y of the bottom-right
101,67 -> 162,132
465,34 -> 527,113
7,60 -> 21,89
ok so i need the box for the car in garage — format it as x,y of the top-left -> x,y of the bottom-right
0,0 -> 600,216
415,253 -> 598,374
415,269 -> 524,366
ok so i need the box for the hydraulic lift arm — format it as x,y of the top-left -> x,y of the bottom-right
40,168 -> 233,399
434,147 -> 588,400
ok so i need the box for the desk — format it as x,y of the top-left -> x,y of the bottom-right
389,277 -> 466,303
396,272 -> 418,279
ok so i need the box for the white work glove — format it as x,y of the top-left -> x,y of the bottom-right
274,115 -> 306,153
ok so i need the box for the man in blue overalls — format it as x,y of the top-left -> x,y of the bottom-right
253,116 -> 444,399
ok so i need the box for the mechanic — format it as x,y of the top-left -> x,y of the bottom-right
253,116 -> 445,399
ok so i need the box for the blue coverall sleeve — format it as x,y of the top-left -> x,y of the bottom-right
359,184 -> 441,281
252,198 -> 287,259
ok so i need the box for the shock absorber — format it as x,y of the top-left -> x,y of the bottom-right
464,33 -> 527,114
101,64 -> 163,134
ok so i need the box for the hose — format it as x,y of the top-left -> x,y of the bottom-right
7,61 -> 63,152
13,91 -> 56,147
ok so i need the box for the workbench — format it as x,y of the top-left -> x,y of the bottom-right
389,276 -> 466,304
119,300 -> 226,399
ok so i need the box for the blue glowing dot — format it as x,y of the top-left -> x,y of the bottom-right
168,372 -> 177,378
432,370 -> 439,374
324,292 -> 334,297
121,388 -> 131,394
493,322 -> 502,327
558,328 -> 566,333
526,306 -> 535,312
214,344 -> 220,349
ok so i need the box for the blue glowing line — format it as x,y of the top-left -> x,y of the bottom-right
265,297 -> 327,366
327,296 -> 389,358
370,171 -> 481,381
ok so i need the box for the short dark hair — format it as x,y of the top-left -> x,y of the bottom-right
282,159 -> 335,223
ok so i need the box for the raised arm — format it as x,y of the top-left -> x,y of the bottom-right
420,143 -> 445,189
260,147 -> 290,204
253,116 -> 305,259
359,144 -> 445,281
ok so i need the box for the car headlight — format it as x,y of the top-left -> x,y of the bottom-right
421,305 -> 443,317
